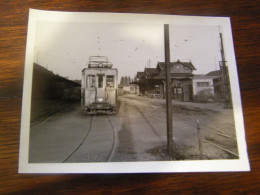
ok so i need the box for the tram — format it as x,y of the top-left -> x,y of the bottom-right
81,56 -> 118,114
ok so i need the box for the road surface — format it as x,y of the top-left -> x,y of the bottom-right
29,94 -> 238,163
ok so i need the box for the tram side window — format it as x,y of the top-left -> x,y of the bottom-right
98,75 -> 103,88
106,75 -> 114,87
87,75 -> 95,88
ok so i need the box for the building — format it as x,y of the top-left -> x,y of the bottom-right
206,66 -> 232,106
205,70 -> 222,100
119,76 -> 138,95
133,59 -> 232,104
134,60 -> 196,101
192,75 -> 215,102
134,72 -> 146,95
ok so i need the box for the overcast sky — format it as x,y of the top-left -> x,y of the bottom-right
34,21 -> 222,80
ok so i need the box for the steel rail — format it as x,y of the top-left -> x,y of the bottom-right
61,115 -> 93,163
106,115 -> 117,162
201,138 -> 239,157
189,114 -> 236,141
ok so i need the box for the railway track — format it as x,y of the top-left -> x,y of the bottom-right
62,115 -> 117,163
173,114 -> 239,158
132,102 -> 162,139
59,96 -> 238,162
134,104 -> 238,159
106,115 -> 117,162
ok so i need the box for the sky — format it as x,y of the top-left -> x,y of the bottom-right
34,21 -> 223,80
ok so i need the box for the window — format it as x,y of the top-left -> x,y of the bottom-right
87,75 -> 95,88
106,75 -> 114,87
197,82 -> 210,87
98,75 -> 103,88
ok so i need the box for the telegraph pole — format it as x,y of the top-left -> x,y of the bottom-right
164,24 -> 174,155
147,59 -> 151,68
219,33 -> 232,108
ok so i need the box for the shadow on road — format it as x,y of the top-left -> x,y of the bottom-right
112,101 -> 137,162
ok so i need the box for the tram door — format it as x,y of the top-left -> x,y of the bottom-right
96,74 -> 105,100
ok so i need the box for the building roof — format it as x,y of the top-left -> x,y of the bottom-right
149,73 -> 193,80
206,70 -> 221,76
193,74 -> 216,79
136,72 -> 145,77
144,68 -> 158,77
157,60 -> 196,71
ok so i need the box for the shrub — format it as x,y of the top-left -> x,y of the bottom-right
194,89 -> 215,103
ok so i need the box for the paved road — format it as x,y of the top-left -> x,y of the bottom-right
29,105 -> 90,163
109,95 -> 170,161
64,115 -> 115,162
29,94 -> 238,163
111,95 -> 238,160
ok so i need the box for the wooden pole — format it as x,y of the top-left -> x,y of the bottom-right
164,24 -> 173,155
197,119 -> 203,159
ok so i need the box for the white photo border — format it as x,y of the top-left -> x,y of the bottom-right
19,9 -> 250,173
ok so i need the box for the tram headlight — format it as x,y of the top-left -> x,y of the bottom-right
97,97 -> 103,103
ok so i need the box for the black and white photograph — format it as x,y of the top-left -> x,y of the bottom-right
19,9 -> 249,173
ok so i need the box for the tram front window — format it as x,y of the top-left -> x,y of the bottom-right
87,75 -> 95,88
106,75 -> 114,87
98,75 -> 103,88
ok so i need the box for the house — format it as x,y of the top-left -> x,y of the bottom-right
192,75 -> 216,102
118,76 -> 139,95
134,72 -> 146,95
134,60 -> 196,101
205,70 -> 226,101
192,75 -> 215,95
121,85 -> 137,94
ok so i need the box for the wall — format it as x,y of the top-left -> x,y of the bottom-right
192,78 -> 214,96
171,64 -> 192,73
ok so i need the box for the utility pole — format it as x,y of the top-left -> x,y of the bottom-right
164,24 -> 174,155
147,59 -> 151,68
219,33 -> 232,109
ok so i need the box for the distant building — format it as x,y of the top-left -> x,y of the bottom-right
118,84 -> 124,96
192,75 -> 215,96
133,60 -> 196,101
192,75 -> 216,102
119,76 -> 138,95
206,67 -> 231,105
205,70 -> 222,100
133,60 -> 232,103
134,72 -> 146,95
122,85 -> 137,94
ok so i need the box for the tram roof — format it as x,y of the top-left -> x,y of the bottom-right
87,56 -> 113,68
88,62 -> 113,68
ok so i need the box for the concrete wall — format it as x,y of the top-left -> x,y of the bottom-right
192,78 -> 214,96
